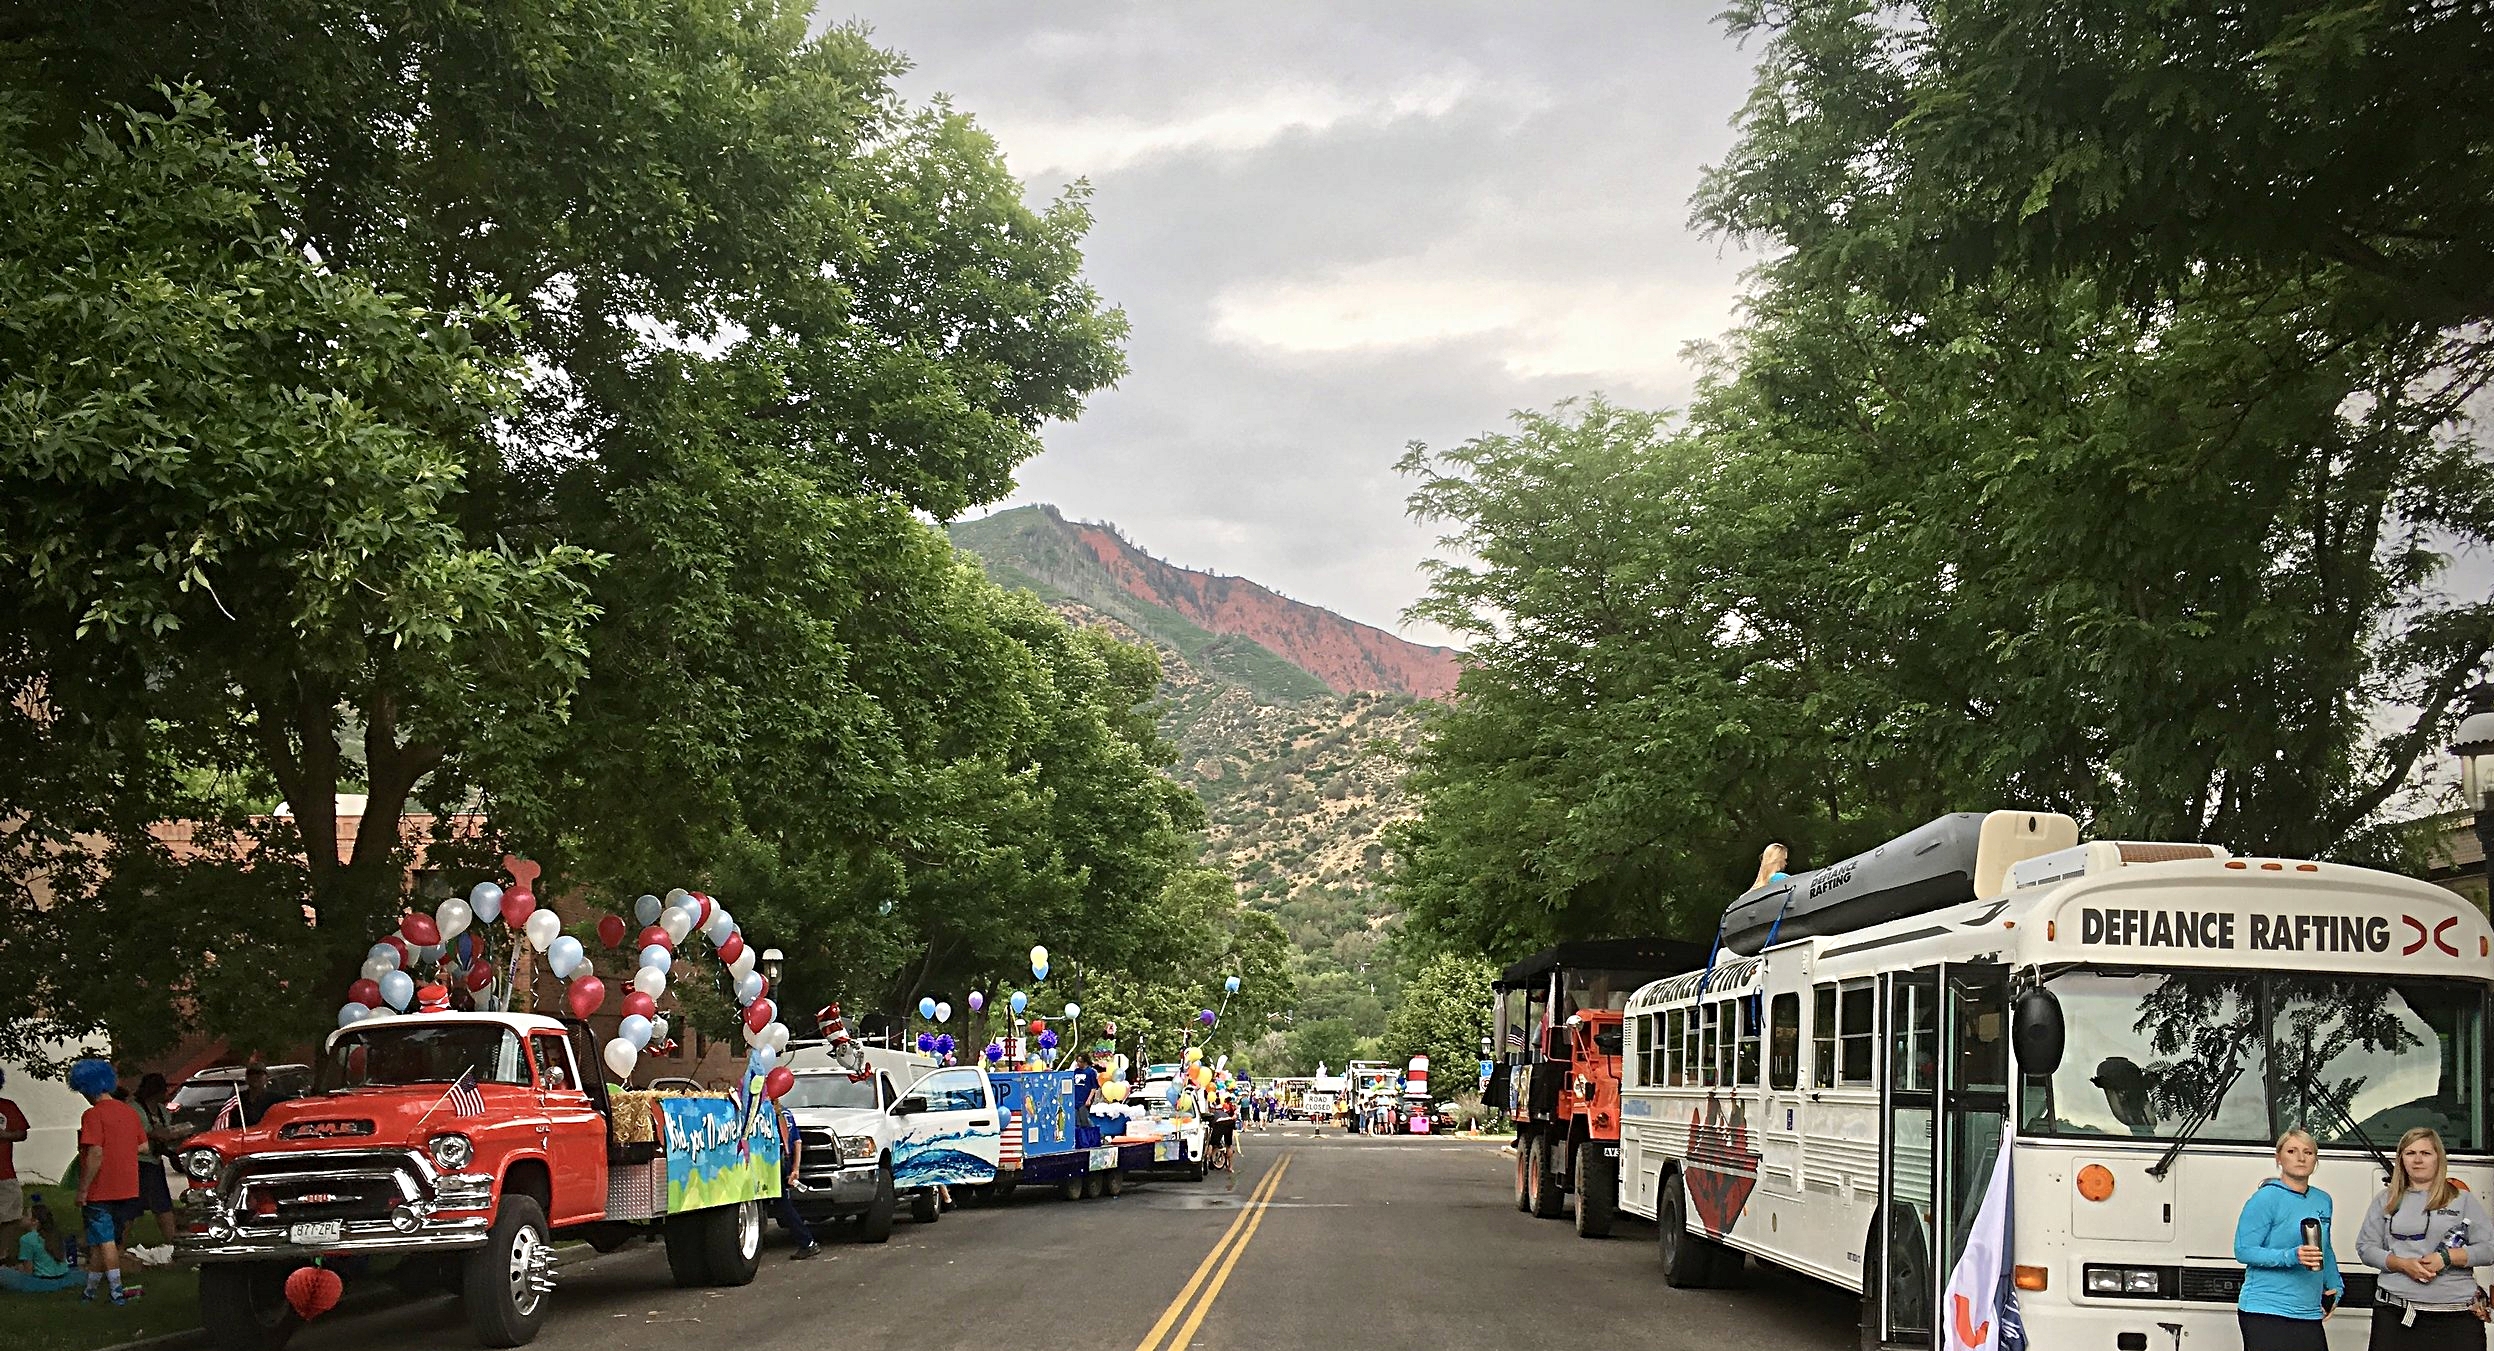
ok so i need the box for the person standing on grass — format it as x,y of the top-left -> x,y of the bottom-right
132,1074 -> 181,1248
2357,1127 -> 2491,1350
0,1069 -> 27,1255
69,1059 -> 145,1306
2236,1128 -> 2342,1351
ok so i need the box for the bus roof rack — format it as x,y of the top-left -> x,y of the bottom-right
1718,810 -> 2078,956
2008,839 -> 2229,890
1493,936 -> 1713,991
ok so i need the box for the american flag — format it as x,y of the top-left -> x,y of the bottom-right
447,1067 -> 485,1118
212,1088 -> 242,1131
1505,1028 -> 1525,1051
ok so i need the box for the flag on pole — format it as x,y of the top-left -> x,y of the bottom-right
212,1087 -> 243,1131
447,1067 -> 485,1118
1941,1121 -> 2026,1351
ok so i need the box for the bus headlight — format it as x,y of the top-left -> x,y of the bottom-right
2084,1264 -> 2170,1298
428,1133 -> 473,1171
181,1148 -> 223,1181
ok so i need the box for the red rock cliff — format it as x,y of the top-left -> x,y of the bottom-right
1068,522 -> 1461,699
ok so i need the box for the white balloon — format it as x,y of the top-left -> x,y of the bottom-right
649,1016 -> 670,1046
361,956 -> 398,983
468,882 -> 505,924
734,970 -> 764,1005
434,897 -> 473,943
664,887 -> 690,908
658,907 -> 694,945
639,944 -> 673,974
619,1014 -> 653,1050
337,1002 -> 371,1029
602,1038 -> 638,1079
742,1020 -> 765,1047
728,948 -> 757,980
366,943 -> 402,970
524,908 -> 561,954
1064,1002 -> 1081,1020
632,965 -> 667,998
934,1001 -> 952,1024
635,893 -> 662,925
547,936 -> 584,979
764,1022 -> 790,1053
702,908 -> 734,946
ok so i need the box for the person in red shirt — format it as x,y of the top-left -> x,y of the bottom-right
0,1068 -> 29,1254
68,1059 -> 144,1306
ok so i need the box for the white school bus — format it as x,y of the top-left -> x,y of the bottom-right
1617,812 -> 2494,1350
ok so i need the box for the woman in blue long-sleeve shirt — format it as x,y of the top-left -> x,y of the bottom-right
2237,1129 -> 2344,1351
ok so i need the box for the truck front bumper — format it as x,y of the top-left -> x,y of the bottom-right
175,1157 -> 498,1264
790,1163 -> 882,1217
177,1216 -> 494,1263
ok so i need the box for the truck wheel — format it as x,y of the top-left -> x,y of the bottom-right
1527,1136 -> 1565,1219
1188,1155 -> 1207,1183
1057,1174 -> 1084,1201
855,1163 -> 897,1244
1574,1145 -> 1617,1239
1658,1172 -> 1722,1289
1512,1135 -> 1532,1212
462,1192 -> 554,1348
910,1188 -> 939,1224
199,1261 -> 300,1351
663,1212 -> 711,1286
701,1200 -> 761,1287
1103,1169 -> 1124,1198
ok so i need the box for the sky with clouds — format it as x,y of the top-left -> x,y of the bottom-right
821,2 -> 1761,645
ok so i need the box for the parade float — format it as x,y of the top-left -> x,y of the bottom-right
173,860 -> 801,1350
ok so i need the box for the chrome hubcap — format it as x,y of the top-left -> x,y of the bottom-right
736,1201 -> 761,1261
507,1223 -> 554,1315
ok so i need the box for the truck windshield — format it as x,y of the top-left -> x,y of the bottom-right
319,1024 -> 529,1092
784,1075 -> 878,1110
2020,969 -> 2488,1152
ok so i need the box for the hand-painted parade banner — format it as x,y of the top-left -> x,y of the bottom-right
662,1094 -> 781,1214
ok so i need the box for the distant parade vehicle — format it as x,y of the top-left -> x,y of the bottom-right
1592,810 -> 2494,1351
173,1011 -> 783,1349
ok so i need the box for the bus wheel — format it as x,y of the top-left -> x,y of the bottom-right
1658,1173 -> 1717,1288
1573,1144 -> 1616,1238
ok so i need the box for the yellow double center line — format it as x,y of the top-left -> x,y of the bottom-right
1134,1153 -> 1293,1351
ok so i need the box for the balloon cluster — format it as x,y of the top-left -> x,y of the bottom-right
337,872 -> 532,1030
595,888 -> 789,1093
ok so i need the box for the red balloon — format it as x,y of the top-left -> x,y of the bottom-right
284,1265 -> 343,1321
380,934 -> 412,966
596,915 -> 628,949
742,999 -> 773,1033
717,932 -> 745,964
565,976 -> 605,1020
690,893 -> 713,926
1029,1018 -> 1045,1036
621,990 -> 656,1020
763,1066 -> 794,1100
347,978 -> 382,1008
750,974 -> 769,1004
502,887 -> 535,928
636,925 -> 673,952
399,913 -> 441,948
464,960 -> 495,992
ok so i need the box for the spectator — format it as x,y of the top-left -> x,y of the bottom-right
238,1065 -> 288,1127
70,1059 -> 145,1305
2,1199 -> 79,1294
0,1069 -> 27,1253
2235,1128 -> 2341,1351
2355,1127 -> 2491,1349
1071,1053 -> 1103,1151
132,1075 -> 180,1246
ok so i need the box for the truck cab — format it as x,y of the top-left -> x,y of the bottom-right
781,1065 -> 905,1240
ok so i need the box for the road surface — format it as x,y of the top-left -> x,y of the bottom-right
283,1125 -> 1858,1351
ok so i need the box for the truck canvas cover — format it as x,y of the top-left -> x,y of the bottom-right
1718,812 -> 1989,956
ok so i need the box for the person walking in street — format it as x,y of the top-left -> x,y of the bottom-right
132,1074 -> 180,1247
2357,1127 -> 2491,1349
2236,1128 -> 2343,1350
0,1069 -> 28,1255
771,1101 -> 820,1260
70,1059 -> 145,1305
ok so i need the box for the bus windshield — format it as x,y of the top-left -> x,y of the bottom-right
2021,969 -> 2488,1152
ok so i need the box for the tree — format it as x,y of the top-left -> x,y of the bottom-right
1383,954 -> 1495,1104
1284,1018 -> 1356,1078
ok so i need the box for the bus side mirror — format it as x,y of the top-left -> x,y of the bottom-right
2012,988 -> 2064,1077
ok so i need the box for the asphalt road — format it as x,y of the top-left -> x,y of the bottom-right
279,1125 -> 1858,1351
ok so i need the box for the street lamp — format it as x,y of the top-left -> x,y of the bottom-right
2452,687 -> 2494,897
760,947 -> 785,986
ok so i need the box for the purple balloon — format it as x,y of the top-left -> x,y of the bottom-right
984,1042 -> 1004,1063
967,990 -> 985,1013
1037,1030 -> 1058,1050
1198,1009 -> 1217,1025
915,1032 -> 935,1052
935,1034 -> 956,1055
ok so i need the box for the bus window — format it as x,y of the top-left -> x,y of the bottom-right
1770,992 -> 1800,1091
1736,1000 -> 1760,1086
1812,984 -> 1838,1088
1894,978 -> 1942,1093
1699,1004 -> 1720,1086
1840,980 -> 1875,1086
1666,1008 -> 1684,1086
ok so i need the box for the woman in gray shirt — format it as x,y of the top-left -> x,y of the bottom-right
2356,1127 -> 2491,1349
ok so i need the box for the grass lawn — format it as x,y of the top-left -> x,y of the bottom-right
18,1183 -> 200,1351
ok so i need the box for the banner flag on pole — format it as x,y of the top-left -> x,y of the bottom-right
1941,1121 -> 2026,1351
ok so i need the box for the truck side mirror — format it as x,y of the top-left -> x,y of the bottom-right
892,1094 -> 928,1117
2012,988 -> 2065,1078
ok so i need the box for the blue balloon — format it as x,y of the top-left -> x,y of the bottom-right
1009,991 -> 1028,1016
379,968 -> 416,1011
639,944 -> 672,974
1033,962 -> 1050,982
1224,975 -> 1241,995
917,996 -> 937,1020
468,882 -> 504,924
547,935 -> 585,979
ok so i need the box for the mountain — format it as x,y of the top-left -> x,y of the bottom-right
950,505 -> 1446,1051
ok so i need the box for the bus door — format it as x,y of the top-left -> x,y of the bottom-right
1876,963 -> 2012,1348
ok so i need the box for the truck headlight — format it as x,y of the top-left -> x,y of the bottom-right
428,1133 -> 474,1171
838,1136 -> 877,1162
181,1148 -> 222,1181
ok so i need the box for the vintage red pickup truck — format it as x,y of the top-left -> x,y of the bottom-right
173,1011 -> 782,1349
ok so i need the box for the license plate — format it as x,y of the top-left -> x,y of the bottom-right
288,1220 -> 343,1246
1601,1145 -> 1619,1159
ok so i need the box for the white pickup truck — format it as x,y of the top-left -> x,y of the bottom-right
781,1045 -> 944,1239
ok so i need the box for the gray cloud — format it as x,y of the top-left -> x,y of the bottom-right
823,1 -> 1761,642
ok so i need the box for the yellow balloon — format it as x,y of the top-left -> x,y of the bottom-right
1184,1046 -> 1202,1062
1103,1081 -> 1128,1102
